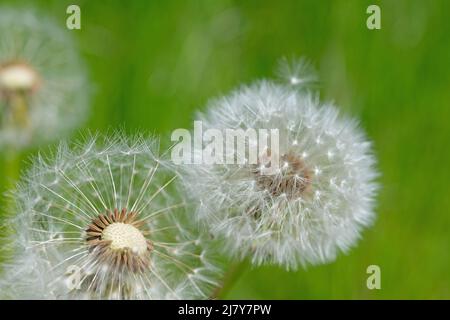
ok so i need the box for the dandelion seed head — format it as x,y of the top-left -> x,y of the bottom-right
0,133 -> 221,299
182,76 -> 378,270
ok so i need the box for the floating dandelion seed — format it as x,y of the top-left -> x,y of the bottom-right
181,68 -> 378,269
0,8 -> 89,149
0,134 -> 220,299
277,57 -> 318,87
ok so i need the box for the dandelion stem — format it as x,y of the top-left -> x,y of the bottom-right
211,259 -> 250,299
0,149 -> 21,263
1,149 -> 21,216
3,149 -> 21,194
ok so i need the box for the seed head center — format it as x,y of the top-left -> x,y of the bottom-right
253,150 -> 313,199
102,222 -> 147,256
0,62 -> 40,93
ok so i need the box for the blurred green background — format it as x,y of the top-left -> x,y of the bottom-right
1,0 -> 449,299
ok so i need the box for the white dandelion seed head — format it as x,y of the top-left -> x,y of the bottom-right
181,78 -> 378,270
0,133 -> 221,299
0,8 -> 89,149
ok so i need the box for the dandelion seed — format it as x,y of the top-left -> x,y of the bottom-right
0,134 -> 221,299
0,8 -> 89,149
277,57 -> 318,88
181,64 -> 378,270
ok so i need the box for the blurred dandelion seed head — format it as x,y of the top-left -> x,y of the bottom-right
181,64 -> 378,270
252,150 -> 313,199
0,8 -> 89,149
0,134 -> 221,299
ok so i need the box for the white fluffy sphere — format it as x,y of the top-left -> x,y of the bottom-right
181,80 -> 378,270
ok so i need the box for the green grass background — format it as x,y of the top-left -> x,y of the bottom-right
1,0 -> 449,299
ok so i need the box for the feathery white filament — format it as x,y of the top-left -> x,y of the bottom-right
0,8 -> 89,149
